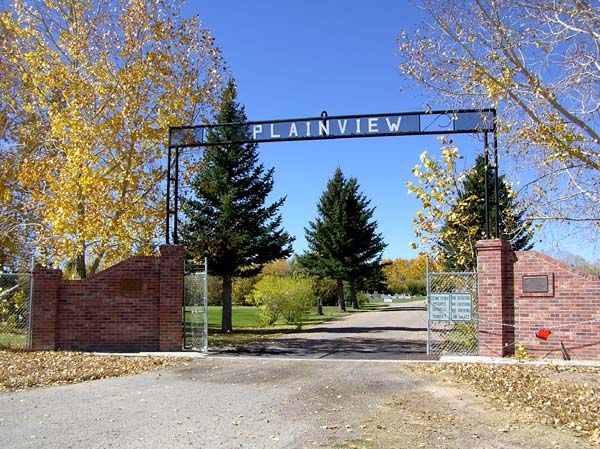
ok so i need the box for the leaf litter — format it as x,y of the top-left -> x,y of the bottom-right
413,363 -> 600,444
0,350 -> 186,392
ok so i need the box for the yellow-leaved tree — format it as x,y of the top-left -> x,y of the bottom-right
0,0 -> 224,277
398,0 -> 599,242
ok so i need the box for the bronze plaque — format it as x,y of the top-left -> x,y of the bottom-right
522,275 -> 548,293
121,278 -> 143,293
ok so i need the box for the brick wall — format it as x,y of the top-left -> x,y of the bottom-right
30,245 -> 184,352
477,240 -> 600,360
476,240 -> 514,356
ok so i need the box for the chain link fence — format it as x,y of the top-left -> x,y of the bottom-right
183,258 -> 208,352
0,272 -> 32,350
427,271 -> 478,356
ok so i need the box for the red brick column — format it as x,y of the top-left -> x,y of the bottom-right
158,245 -> 184,351
476,239 -> 515,356
30,268 -> 62,350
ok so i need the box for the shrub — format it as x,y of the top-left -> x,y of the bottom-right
357,291 -> 370,306
406,279 -> 426,296
256,304 -> 279,326
250,275 -> 315,329
233,277 -> 258,305
313,278 -> 338,306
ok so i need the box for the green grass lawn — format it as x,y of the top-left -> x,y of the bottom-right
185,302 -> 388,348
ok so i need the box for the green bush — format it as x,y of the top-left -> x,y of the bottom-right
406,279 -> 426,296
357,291 -> 370,306
313,278 -> 338,306
233,277 -> 258,305
256,304 -> 279,326
250,275 -> 315,328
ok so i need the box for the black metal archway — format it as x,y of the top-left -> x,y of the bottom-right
166,108 -> 499,244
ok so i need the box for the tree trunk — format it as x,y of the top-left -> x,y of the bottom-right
76,246 -> 87,279
336,279 -> 346,312
88,251 -> 104,277
221,275 -> 233,332
350,279 -> 359,309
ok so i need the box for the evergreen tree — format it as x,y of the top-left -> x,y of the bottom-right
301,168 -> 386,311
438,155 -> 534,271
343,178 -> 387,308
181,80 -> 294,332
301,169 -> 349,311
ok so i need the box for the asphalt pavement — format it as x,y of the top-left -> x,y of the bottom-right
0,357 -> 421,449
220,300 -> 435,360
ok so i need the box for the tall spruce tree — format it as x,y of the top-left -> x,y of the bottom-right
438,155 -> 534,271
181,80 -> 294,332
301,168 -> 386,311
343,178 -> 387,309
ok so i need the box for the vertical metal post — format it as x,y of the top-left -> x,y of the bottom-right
493,125 -> 500,239
173,146 -> 180,244
166,145 -> 172,245
426,254 -> 431,355
27,253 -> 34,350
203,256 -> 208,353
483,133 -> 490,239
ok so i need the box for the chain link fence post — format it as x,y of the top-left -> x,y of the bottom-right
0,271 -> 32,350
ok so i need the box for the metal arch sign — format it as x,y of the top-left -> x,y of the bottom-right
169,109 -> 495,148
166,108 -> 499,245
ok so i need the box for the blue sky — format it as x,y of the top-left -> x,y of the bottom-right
184,1 -> 530,260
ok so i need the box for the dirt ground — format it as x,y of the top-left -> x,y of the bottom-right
332,366 -> 597,449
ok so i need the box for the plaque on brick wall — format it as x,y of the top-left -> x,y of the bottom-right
522,275 -> 548,293
121,278 -> 143,293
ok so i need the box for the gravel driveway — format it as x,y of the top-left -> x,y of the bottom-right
223,300 -> 432,360
0,357 -> 587,449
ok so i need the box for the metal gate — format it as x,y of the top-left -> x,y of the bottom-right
0,272 -> 32,350
427,271 -> 478,356
183,258 -> 208,352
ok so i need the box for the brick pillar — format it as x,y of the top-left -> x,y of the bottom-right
30,268 -> 62,351
159,245 -> 184,351
476,239 -> 515,357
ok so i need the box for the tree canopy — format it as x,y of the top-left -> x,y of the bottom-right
398,0 -> 599,242
0,0 -> 224,276
438,154 -> 534,270
408,143 -> 534,269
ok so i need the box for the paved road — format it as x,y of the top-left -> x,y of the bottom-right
0,357 -> 584,449
0,357 -> 418,449
221,300 -> 433,360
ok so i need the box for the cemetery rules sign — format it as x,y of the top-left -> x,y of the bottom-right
429,293 -> 473,322
429,293 -> 451,321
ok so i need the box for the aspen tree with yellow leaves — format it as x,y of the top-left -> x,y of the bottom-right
398,0 -> 599,242
0,0 -> 224,277
408,141 -> 534,270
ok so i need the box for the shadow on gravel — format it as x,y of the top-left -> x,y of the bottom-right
379,306 -> 427,312
303,326 -> 427,334
219,337 -> 435,360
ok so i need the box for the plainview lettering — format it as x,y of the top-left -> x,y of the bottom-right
251,116 -> 405,140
